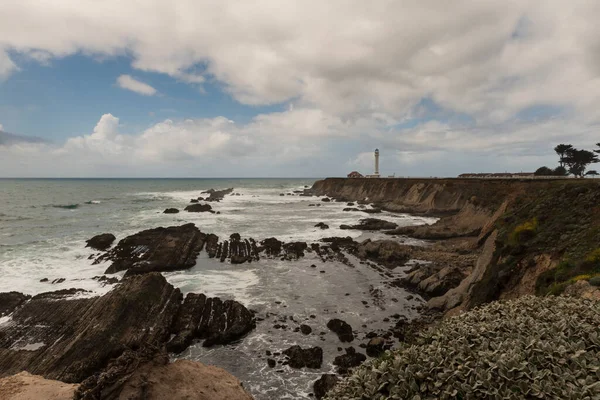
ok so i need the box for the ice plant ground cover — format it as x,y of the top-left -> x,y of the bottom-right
326,295 -> 600,400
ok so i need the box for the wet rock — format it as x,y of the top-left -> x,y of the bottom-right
0,292 -> 30,317
315,222 -> 329,230
300,324 -> 312,335
190,199 -> 199,203
267,358 -> 276,368
51,278 -> 65,284
97,223 -> 207,275
366,337 -> 385,357
321,198 -> 331,202
342,207 -> 359,212
340,218 -> 398,231
39,278 -> 48,282
283,241 -> 308,259
356,239 -> 410,267
167,292 -> 255,351
184,203 -> 213,213
92,275 -> 119,285
362,208 -> 382,214
201,188 -> 234,202
333,347 -> 366,374
327,319 -> 354,342
282,346 -> 323,369
0,273 -> 181,383
85,233 -> 115,251
313,374 -> 340,399
163,208 -> 179,214
346,203 -> 355,206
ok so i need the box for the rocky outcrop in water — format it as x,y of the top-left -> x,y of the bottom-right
257,238 -> 308,260
0,292 -> 30,317
201,188 -> 234,202
282,346 -> 323,369
167,292 -> 256,352
356,240 -> 410,267
210,233 -> 260,264
184,203 -> 214,213
0,273 -> 256,385
327,319 -> 354,342
96,223 -> 206,275
315,222 -> 329,230
85,233 -> 115,251
340,218 -> 397,231
314,374 -> 339,399
163,208 -> 179,214
333,347 -> 366,374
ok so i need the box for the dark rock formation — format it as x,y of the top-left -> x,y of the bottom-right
92,275 -> 119,285
366,337 -> 385,357
85,233 -> 115,251
300,324 -> 312,335
258,238 -> 308,260
184,203 -> 213,213
0,273 -> 181,383
363,208 -> 382,214
343,207 -> 359,212
211,234 -> 259,264
314,374 -> 340,399
315,222 -> 329,230
333,347 -> 366,374
340,218 -> 397,231
0,292 -> 30,317
327,319 -> 354,342
321,197 -> 331,202
190,199 -> 199,203
97,223 -> 206,275
283,346 -> 323,369
167,292 -> 256,351
163,208 -> 179,214
356,240 -> 411,267
201,188 -> 234,202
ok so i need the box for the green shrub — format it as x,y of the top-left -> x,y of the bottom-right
326,296 -> 600,400
508,218 -> 538,246
589,276 -> 600,287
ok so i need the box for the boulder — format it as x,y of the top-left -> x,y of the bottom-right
366,337 -> 385,357
0,292 -> 30,317
327,319 -> 354,342
283,346 -> 323,369
321,198 -> 331,202
340,218 -> 397,231
315,222 -> 329,230
313,374 -> 340,400
184,203 -> 213,213
333,347 -> 366,374
300,324 -> 312,335
211,234 -> 259,264
163,208 -> 179,214
356,240 -> 411,267
190,199 -> 199,203
96,223 -> 207,275
85,233 -> 115,251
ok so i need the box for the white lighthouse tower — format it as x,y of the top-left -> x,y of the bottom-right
374,148 -> 380,177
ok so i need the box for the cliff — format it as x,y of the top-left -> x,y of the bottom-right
312,178 -> 600,313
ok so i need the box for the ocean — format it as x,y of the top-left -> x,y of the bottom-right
0,178 -> 436,398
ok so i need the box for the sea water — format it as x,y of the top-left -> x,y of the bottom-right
0,178 -> 437,398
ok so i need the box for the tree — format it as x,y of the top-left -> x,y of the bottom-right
585,170 -> 599,177
553,166 -> 567,176
563,148 -> 599,178
534,166 -> 554,176
594,143 -> 600,155
554,144 -> 573,167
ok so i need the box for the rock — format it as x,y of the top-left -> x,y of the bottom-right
327,319 -> 354,342
346,203 -> 355,206
280,193 -> 285,196
167,293 -> 256,351
342,208 -> 359,212
76,347 -> 254,400
51,278 -> 65,284
313,374 -> 339,399
190,198 -> 199,203
300,324 -> 312,335
201,188 -> 234,202
356,240 -> 410,267
341,218 -> 397,231
0,292 -> 30,317
0,372 -> 77,400
366,337 -> 385,357
267,359 -> 276,368
184,203 -> 213,213
563,280 -> 600,301
282,346 -> 323,369
92,275 -> 119,285
283,241 -> 308,259
333,347 -> 366,374
85,233 -> 115,251
259,237 -> 282,256
315,222 -> 329,230
97,223 -> 207,275
39,278 -> 48,282
163,208 -> 179,214
0,273 -> 181,383
258,238 -> 307,259
321,198 -> 331,202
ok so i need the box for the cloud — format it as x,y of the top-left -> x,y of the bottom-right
0,50 -> 18,80
116,75 -> 157,96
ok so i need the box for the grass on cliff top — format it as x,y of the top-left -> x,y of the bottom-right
325,295 -> 600,400
493,182 -> 600,295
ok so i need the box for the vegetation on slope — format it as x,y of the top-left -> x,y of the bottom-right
326,296 -> 600,400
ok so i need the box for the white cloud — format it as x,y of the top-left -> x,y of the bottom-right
0,50 -> 18,80
116,75 -> 157,96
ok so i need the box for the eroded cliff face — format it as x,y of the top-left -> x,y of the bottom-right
313,178 -> 600,314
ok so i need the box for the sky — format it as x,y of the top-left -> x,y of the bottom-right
1,0 -> 600,178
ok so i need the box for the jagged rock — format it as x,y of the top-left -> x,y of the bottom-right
321,198 -> 331,202
184,203 -> 213,213
282,346 -> 323,369
51,278 -> 65,284
315,222 -> 329,230
356,240 -> 410,267
366,337 -> 385,357
210,234 -> 258,264
300,324 -> 312,335
201,188 -> 234,202
340,218 -> 397,231
97,223 -> 207,275
92,275 -> 119,285
0,273 -> 181,383
205,234 -> 219,258
163,208 -> 179,214
167,293 -> 256,351
333,347 -> 366,374
327,319 -> 354,342
259,237 -> 283,256
85,233 -> 115,251
258,238 -> 307,259
283,242 -> 308,259
313,374 -> 340,399
0,292 -> 30,317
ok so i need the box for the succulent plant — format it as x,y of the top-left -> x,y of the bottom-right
326,296 -> 600,400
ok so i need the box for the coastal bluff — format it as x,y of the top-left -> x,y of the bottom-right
312,177 -> 600,314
